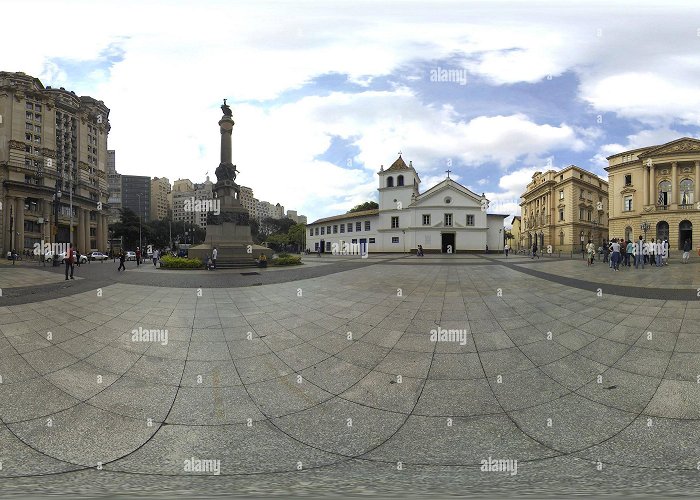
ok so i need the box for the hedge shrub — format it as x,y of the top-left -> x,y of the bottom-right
271,256 -> 302,266
159,255 -> 204,269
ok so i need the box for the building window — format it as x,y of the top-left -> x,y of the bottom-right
587,210 -> 592,221
365,220 -> 370,230
579,208 -> 584,220
347,223 -> 352,233
397,175 -> 404,186
327,225 -> 331,233
326,242 -> 331,252
624,195 -> 633,212
321,227 -> 325,235
309,228 -> 313,236
559,209 -> 564,221
422,214 -> 431,225
387,176 -> 394,187
391,216 -> 399,228
356,221 -> 361,231
351,239 -> 357,244
559,190 -> 564,200
314,242 -> 319,251
580,189 -> 584,199
658,181 -> 670,205
466,214 -> 474,226
369,238 -> 375,243
680,179 -> 694,205
333,225 -> 338,234
560,231 -> 564,245
340,224 -> 345,233
444,214 -> 452,226
392,237 -> 399,243
624,174 -> 632,186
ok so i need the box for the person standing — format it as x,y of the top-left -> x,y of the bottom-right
662,238 -> 669,266
648,238 -> 656,266
586,240 -> 595,266
135,247 -> 141,266
153,249 -> 159,266
655,238 -> 663,267
76,249 -> 82,267
626,239 -> 634,267
531,241 -> 539,259
504,243 -> 510,257
683,238 -> 691,263
635,236 -> 645,269
212,246 -> 218,270
603,239 -> 609,264
65,243 -> 75,280
610,238 -> 621,271
117,251 -> 126,272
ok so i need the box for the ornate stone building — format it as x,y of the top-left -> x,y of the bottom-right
0,72 -> 110,255
520,165 -> 609,253
606,137 -> 700,249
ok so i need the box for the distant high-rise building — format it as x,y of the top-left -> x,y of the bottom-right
150,177 -> 171,221
106,150 -> 122,225
273,203 -> 284,219
0,71 -> 110,254
171,177 -> 214,228
239,185 -> 257,220
121,175 -> 151,222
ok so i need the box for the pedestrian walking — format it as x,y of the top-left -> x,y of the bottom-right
648,238 -> 656,266
212,246 -> 218,269
683,238 -> 691,263
153,249 -> 159,266
117,251 -> 126,271
603,240 -> 609,264
662,239 -> 669,265
504,243 -> 510,257
76,249 -> 82,267
136,247 -> 141,266
65,243 -> 75,280
531,241 -> 539,259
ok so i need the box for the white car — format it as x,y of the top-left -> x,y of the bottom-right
88,251 -> 108,261
45,251 -> 87,264
125,251 -> 136,261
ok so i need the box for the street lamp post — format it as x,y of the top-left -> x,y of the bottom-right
53,180 -> 62,266
640,221 -> 650,241
137,193 -> 142,251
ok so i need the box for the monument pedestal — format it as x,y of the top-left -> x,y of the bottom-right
187,100 -> 273,268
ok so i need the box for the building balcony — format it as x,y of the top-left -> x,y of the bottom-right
679,204 -> 695,210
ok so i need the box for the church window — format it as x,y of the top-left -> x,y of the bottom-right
347,223 -> 353,232
309,228 -> 313,236
340,224 -> 345,233
391,216 -> 399,228
397,175 -> 404,186
356,221 -> 361,231
369,238 -> 375,243
326,242 -> 331,252
321,227 -> 325,235
327,225 -> 331,233
466,214 -> 474,226
365,220 -> 371,230
559,190 -> 564,200
422,214 -> 431,225
387,176 -> 394,187
559,209 -> 564,221
444,214 -> 452,226
333,225 -> 338,234
392,237 -> 399,243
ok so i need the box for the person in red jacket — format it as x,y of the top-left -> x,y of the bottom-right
136,247 -> 141,266
65,243 -> 75,280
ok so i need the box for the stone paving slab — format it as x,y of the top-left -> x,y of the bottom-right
2,262 -> 700,496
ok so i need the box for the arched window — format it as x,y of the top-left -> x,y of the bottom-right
658,180 -> 671,206
387,176 -> 394,187
559,231 -> 564,246
656,221 -> 669,242
625,226 -> 632,242
680,178 -> 694,205
397,175 -> 404,186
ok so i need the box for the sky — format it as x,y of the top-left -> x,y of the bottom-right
4,0 -> 700,225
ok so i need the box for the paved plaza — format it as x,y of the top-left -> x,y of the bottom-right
1,255 -> 700,497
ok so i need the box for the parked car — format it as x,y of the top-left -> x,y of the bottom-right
88,251 -> 109,261
125,251 -> 136,261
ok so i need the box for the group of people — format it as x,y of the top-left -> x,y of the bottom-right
585,236 -> 692,270
117,246 -> 162,272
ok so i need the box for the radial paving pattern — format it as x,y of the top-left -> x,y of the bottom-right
2,262 -> 700,494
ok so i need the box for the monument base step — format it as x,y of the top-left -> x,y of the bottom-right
213,259 -> 260,269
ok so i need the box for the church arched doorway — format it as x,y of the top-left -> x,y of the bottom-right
656,221 -> 669,243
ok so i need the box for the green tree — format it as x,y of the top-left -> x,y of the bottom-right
347,201 -> 378,213
110,208 -> 141,250
287,223 -> 306,249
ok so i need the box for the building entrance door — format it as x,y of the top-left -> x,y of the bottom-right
441,233 -> 455,253
679,220 -> 692,250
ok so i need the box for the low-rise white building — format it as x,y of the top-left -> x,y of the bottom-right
306,154 -> 507,253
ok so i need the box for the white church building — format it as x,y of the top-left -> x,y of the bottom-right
306,154 -> 508,254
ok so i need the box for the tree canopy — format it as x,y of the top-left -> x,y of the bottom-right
347,201 -> 378,213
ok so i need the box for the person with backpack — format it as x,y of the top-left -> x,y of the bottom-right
117,251 -> 126,272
